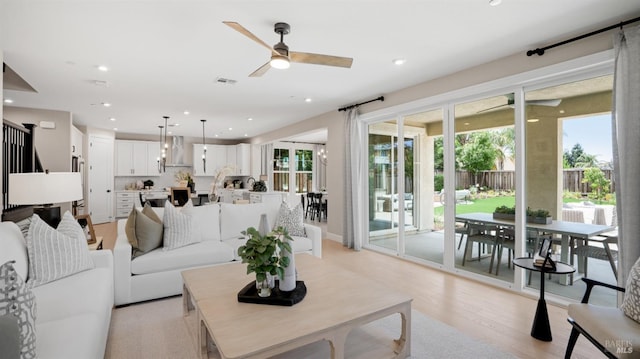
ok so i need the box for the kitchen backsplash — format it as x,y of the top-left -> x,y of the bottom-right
115,166 -> 215,193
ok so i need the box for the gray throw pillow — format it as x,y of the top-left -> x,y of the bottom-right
26,212 -> 94,287
0,260 -> 37,358
274,202 -> 306,237
126,203 -> 164,258
622,256 -> 640,323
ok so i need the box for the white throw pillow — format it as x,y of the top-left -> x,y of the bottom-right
26,212 -> 94,287
0,260 -> 37,358
622,256 -> 640,323
274,202 -> 306,237
163,200 -> 200,250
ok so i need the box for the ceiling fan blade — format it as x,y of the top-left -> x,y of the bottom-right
477,103 -> 511,114
223,21 -> 279,56
290,51 -> 353,68
527,99 -> 562,107
249,62 -> 271,77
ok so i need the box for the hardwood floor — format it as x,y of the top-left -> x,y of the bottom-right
94,221 -> 600,358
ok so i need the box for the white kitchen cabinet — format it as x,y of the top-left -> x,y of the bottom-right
71,126 -> 83,157
193,144 -> 230,176
235,143 -> 251,175
115,191 -> 136,218
115,140 -> 159,176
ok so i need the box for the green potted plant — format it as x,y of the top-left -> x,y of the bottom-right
526,207 -> 552,224
238,226 -> 293,297
493,205 -> 516,220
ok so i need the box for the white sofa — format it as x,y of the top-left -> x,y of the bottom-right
114,201 -> 322,306
0,221 -> 114,359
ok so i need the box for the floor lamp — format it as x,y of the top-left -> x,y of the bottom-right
9,171 -> 83,228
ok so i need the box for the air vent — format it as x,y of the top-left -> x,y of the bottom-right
215,77 -> 237,85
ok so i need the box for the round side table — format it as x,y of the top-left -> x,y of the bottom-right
513,257 -> 575,342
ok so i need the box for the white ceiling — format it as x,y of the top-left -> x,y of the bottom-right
2,1 -> 639,142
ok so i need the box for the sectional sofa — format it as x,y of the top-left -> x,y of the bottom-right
0,220 -> 114,359
113,201 -> 322,306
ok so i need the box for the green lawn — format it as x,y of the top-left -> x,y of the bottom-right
434,196 -> 515,216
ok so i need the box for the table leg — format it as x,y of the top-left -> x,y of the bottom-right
531,270 -> 552,341
182,284 -> 194,317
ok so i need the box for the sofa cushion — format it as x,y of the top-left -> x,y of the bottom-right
0,260 -> 37,358
622,256 -> 640,323
182,203 -> 221,242
163,200 -> 201,251
274,202 -> 306,237
26,212 -> 94,287
131,240 -> 234,275
0,222 -> 28,280
220,202 -> 268,241
31,264 -> 113,323
36,313 -> 105,359
126,204 -> 164,258
568,303 -> 640,356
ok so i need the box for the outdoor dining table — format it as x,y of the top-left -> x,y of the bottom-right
455,212 -> 614,285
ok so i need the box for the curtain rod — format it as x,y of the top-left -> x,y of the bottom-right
527,15 -> 640,57
338,96 -> 384,112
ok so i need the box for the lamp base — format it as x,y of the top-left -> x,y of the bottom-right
34,206 -> 61,228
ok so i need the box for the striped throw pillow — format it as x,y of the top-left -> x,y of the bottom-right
163,200 -> 200,251
26,212 -> 94,287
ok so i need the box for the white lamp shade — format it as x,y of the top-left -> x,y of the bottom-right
9,172 -> 83,205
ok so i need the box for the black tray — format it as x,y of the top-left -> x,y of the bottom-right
237,280 -> 306,306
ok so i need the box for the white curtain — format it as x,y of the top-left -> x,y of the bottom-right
261,143 -> 274,189
343,108 -> 364,250
612,24 -> 640,286
314,144 -> 326,191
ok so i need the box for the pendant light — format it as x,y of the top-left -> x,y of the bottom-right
163,116 -> 169,167
157,125 -> 165,173
201,119 -> 207,173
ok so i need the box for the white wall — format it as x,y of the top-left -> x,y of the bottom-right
252,32 -> 615,241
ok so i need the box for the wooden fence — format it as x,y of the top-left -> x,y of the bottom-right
446,168 -> 614,194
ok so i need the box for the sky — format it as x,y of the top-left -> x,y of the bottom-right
562,114 -> 612,164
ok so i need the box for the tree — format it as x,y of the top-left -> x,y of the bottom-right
491,128 -> 515,170
582,167 -> 610,202
458,131 -> 497,186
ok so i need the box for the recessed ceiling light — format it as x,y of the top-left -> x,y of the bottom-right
228,127 -> 233,131
527,118 -> 540,123
247,118 -> 253,121
183,111 -> 190,115
98,65 -> 109,72
392,58 -> 406,66
4,99 -> 14,104
489,0 -> 502,6
109,117 -> 116,121
113,127 -> 118,131
244,134 -> 248,137
215,134 -> 219,137
102,102 -> 111,107
559,109 -> 566,114
168,131 -> 173,135
304,98 -> 312,103
464,122 -> 470,126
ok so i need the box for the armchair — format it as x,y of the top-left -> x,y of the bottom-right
565,277 -> 640,358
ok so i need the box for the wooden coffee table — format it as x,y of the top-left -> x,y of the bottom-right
182,254 -> 412,359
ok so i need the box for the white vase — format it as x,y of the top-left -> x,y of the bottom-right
279,238 -> 296,292
258,213 -> 269,236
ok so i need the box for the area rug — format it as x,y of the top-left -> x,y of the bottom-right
105,296 -> 516,359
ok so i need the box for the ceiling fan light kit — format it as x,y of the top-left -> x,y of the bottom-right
270,54 -> 290,69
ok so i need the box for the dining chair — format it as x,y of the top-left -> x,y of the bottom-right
304,192 -> 316,219
170,187 -> 190,207
462,222 -> 499,273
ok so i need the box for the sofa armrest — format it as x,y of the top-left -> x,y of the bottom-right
89,250 -> 113,270
303,223 -> 322,258
113,225 -> 133,306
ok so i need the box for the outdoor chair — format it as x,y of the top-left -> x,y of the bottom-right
462,222 -> 499,273
573,236 -> 618,280
456,221 -> 470,250
565,271 -> 640,358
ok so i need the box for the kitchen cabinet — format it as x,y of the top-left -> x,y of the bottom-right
235,143 -> 251,175
71,126 -> 83,158
115,140 -> 159,176
115,191 -> 136,218
192,144 -> 228,176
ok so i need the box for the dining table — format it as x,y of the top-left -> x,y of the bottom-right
455,212 -> 614,285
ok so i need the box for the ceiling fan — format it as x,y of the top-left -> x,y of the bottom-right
478,93 -> 562,113
223,21 -> 353,77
